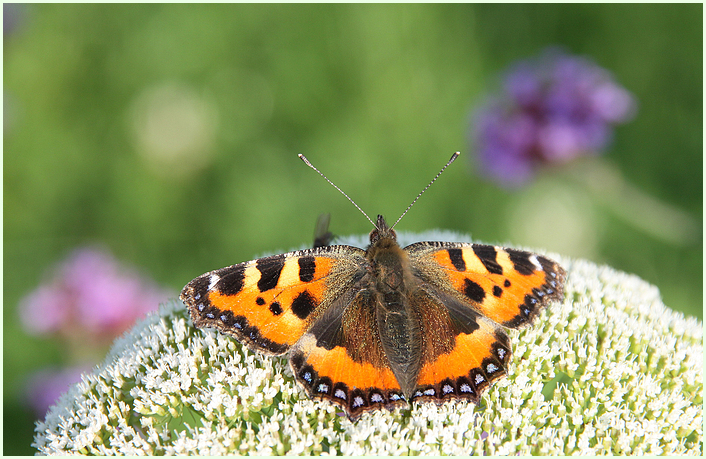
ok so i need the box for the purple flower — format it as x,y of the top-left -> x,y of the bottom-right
19,247 -> 171,419
19,247 -> 171,338
472,48 -> 636,187
19,284 -> 72,335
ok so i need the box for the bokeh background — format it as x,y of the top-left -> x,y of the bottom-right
4,4 -> 701,454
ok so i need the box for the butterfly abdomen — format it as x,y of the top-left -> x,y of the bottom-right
375,299 -> 422,399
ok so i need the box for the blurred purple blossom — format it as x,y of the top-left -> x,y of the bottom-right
19,247 -> 172,418
472,48 -> 636,187
20,247 -> 171,338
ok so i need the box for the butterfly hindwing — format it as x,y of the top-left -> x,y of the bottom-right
409,286 -> 512,403
180,245 -> 366,355
406,242 -> 566,329
289,274 -> 407,420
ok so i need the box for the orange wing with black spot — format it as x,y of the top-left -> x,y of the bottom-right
407,242 -> 566,328
180,245 -> 366,355
289,286 -> 408,419
403,242 -> 565,402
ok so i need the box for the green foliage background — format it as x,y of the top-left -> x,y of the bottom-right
4,4 -> 701,454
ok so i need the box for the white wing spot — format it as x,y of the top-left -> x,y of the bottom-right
529,255 -> 543,271
208,274 -> 221,290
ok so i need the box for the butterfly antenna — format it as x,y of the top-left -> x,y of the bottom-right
391,151 -> 460,230
298,154 -> 378,229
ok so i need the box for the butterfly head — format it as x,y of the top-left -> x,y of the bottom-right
369,215 -> 397,245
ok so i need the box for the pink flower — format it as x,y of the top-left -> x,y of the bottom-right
19,247 -> 171,337
19,247 -> 172,418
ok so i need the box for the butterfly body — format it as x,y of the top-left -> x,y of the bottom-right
181,214 -> 565,420
360,215 -> 423,399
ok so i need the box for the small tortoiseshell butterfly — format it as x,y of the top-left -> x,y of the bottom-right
180,153 -> 566,420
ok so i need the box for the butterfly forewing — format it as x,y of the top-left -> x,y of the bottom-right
406,241 -> 566,329
180,245 -> 366,355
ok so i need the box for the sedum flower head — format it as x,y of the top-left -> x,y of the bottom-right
33,231 -> 702,455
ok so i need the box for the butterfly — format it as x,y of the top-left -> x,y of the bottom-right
180,153 -> 566,420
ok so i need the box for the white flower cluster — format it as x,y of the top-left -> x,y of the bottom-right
33,231 -> 702,455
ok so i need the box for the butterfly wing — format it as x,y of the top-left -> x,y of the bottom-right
404,242 -> 565,402
407,242 -> 566,328
405,286 -> 512,403
289,277 -> 407,420
180,245 -> 367,355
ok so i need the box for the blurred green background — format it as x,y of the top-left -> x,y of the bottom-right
4,4 -> 702,454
